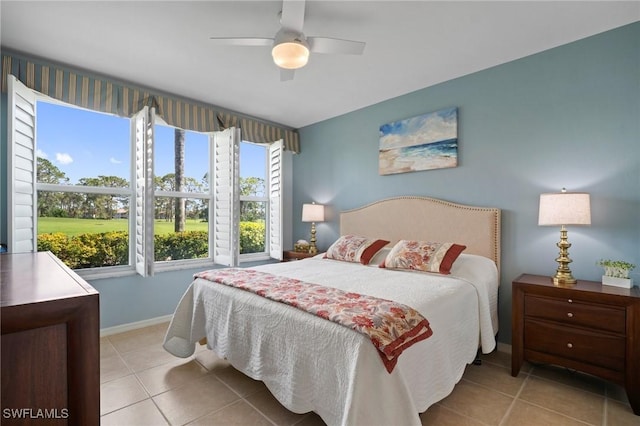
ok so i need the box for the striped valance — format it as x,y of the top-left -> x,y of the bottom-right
1,52 -> 299,152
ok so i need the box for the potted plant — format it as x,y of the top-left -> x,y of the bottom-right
597,259 -> 636,288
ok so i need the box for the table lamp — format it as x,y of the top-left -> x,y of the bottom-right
301,202 -> 324,254
538,188 -> 591,286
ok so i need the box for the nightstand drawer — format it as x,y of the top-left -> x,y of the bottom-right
524,319 -> 626,372
282,250 -> 315,262
525,294 -> 625,334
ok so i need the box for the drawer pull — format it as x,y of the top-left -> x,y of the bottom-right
567,343 -> 573,349
567,299 -> 573,303
567,312 -> 574,318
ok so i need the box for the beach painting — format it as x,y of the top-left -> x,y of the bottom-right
379,107 -> 458,175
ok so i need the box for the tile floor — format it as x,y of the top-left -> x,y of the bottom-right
101,322 -> 638,425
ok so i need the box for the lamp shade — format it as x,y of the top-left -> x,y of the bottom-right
538,192 -> 591,226
302,203 -> 324,222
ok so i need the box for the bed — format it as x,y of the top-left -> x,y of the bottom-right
163,196 -> 501,425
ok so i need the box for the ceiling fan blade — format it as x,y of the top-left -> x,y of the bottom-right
280,0 -> 306,33
280,68 -> 295,82
209,37 -> 273,47
307,37 -> 366,55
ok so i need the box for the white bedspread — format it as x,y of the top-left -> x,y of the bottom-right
163,254 -> 499,426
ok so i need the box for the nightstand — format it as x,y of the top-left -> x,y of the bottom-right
282,250 -> 315,262
512,273 -> 640,415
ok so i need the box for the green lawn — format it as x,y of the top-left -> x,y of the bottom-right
38,217 -> 209,236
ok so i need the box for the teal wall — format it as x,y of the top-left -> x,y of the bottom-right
292,23 -> 639,344
87,259 -> 273,329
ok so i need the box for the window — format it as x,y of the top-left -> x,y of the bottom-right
153,123 -> 211,265
7,75 -> 283,278
35,101 -> 132,270
240,142 -> 268,257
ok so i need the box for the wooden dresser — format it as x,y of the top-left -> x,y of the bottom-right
511,273 -> 640,415
1,251 -> 100,425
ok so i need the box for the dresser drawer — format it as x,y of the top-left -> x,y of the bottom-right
524,319 -> 626,372
525,294 -> 625,334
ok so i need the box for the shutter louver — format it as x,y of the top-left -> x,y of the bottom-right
7,75 -> 38,253
268,140 -> 283,260
213,128 -> 240,266
133,107 -> 155,276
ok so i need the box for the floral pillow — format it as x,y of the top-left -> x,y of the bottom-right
380,240 -> 467,275
325,235 -> 390,265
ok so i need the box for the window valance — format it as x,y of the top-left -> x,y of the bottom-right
1,51 -> 299,152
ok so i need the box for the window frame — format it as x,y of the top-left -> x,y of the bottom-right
33,98 -> 138,278
151,119 -> 215,273
7,75 -> 285,279
239,140 -> 270,262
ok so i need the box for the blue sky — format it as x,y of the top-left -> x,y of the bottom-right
36,101 -> 266,185
379,107 -> 457,150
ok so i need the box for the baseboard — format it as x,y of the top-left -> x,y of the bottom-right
100,314 -> 173,337
497,342 -> 512,354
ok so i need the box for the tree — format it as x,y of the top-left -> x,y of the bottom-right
78,176 -> 129,219
154,172 -> 205,222
174,128 -> 186,232
37,157 -> 69,216
240,176 -> 265,197
200,172 -> 210,222
239,177 -> 266,222
155,173 -> 176,221
60,192 -> 84,218
37,157 -> 68,184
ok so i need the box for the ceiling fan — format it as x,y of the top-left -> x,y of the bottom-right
209,0 -> 366,81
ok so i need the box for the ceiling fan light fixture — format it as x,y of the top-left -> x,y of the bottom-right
272,40 -> 309,69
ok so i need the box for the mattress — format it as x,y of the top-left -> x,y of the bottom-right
163,253 -> 499,425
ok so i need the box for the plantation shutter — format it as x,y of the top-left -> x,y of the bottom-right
268,140 -> 283,260
212,127 -> 240,266
133,107 -> 155,277
7,75 -> 38,253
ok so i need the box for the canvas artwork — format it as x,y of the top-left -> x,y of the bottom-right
379,107 -> 458,175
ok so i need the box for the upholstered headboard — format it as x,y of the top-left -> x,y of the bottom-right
340,196 -> 501,273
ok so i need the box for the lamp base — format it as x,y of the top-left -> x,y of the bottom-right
552,273 -> 577,286
551,225 -> 577,286
309,222 -> 318,255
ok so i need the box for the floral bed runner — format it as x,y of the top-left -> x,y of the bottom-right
194,268 -> 433,373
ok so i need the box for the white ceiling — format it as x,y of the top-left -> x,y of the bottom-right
1,1 -> 638,129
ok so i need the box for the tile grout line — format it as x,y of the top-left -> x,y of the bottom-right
238,398 -> 280,426
100,337 -> 146,417
497,369 -> 529,426
101,326 -> 298,425
524,366 -> 608,425
143,372 -> 243,425
99,376 -> 150,418
101,334 -> 178,422
430,403 -> 494,426
102,327 -> 634,425
180,399 -> 265,426
146,394 -> 172,426
102,336 -> 134,381
206,370 -> 279,426
191,349 -> 309,425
